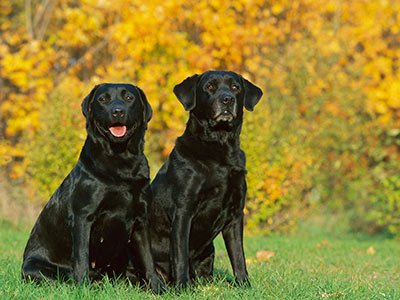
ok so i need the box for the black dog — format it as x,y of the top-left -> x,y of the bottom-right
22,83 -> 165,294
150,71 -> 263,287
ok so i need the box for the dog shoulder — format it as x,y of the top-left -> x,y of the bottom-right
170,147 -> 210,178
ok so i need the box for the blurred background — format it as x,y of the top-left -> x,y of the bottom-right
1,0 -> 399,236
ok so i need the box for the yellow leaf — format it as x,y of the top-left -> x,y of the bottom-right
316,240 -> 332,248
256,250 -> 275,262
366,246 -> 375,256
271,4 -> 283,15
318,291 -> 347,298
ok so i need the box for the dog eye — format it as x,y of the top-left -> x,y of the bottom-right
125,94 -> 134,101
232,85 -> 239,91
98,96 -> 108,102
207,83 -> 215,90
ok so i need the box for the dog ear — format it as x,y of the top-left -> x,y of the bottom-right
136,86 -> 152,124
81,84 -> 101,118
173,74 -> 200,111
241,76 -> 263,111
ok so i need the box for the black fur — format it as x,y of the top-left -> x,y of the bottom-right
150,71 -> 263,288
22,83 -> 165,294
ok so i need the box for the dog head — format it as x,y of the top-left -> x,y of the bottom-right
81,83 -> 152,143
173,71 -> 263,129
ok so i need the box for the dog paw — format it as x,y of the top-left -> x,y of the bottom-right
231,275 -> 251,288
149,275 -> 167,294
175,276 -> 193,292
74,273 -> 90,285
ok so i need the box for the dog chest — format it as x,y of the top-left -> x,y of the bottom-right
192,165 -> 244,233
199,163 -> 245,204
88,214 -> 131,269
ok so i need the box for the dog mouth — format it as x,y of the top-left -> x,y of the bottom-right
214,110 -> 234,122
108,123 -> 127,138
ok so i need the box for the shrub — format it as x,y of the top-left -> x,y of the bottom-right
23,79 -> 86,202
2,0 -> 400,235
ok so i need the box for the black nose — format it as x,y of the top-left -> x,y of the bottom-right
112,106 -> 125,118
222,94 -> 235,105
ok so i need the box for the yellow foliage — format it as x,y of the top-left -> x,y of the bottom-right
1,0 -> 400,233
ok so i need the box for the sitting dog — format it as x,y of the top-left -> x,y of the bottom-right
150,71 -> 263,287
22,83 -> 165,294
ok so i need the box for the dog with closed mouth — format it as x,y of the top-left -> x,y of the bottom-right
150,71 -> 263,288
22,83 -> 165,294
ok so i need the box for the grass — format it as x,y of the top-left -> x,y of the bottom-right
0,217 -> 399,300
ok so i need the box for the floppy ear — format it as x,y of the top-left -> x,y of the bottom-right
136,86 -> 152,123
241,76 -> 263,111
81,84 -> 101,118
173,74 -> 200,111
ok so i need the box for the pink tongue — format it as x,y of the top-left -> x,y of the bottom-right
109,126 -> 127,137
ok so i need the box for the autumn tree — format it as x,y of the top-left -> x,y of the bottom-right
1,0 -> 399,234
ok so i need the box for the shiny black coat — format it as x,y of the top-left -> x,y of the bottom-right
150,71 -> 263,287
22,83 -> 165,294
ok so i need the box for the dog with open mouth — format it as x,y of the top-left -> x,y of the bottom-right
21,83 -> 165,294
149,71 -> 263,288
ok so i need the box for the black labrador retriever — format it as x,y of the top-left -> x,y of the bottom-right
22,83 -> 165,294
150,71 -> 263,287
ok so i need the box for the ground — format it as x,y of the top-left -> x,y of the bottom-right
0,214 -> 399,300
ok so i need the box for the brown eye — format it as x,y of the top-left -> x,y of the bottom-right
207,83 -> 214,90
125,94 -> 134,101
98,96 -> 107,102
232,85 -> 239,91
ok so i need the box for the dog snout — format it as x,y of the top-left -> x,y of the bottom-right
112,106 -> 125,119
221,94 -> 235,105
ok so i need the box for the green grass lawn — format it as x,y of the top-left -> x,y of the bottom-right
0,217 -> 399,300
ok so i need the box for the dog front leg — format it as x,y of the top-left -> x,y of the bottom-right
170,209 -> 192,288
130,220 -> 166,294
222,216 -> 250,286
130,185 -> 166,294
72,215 -> 91,283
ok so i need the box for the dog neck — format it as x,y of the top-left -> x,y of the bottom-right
175,113 -> 243,165
78,127 -> 148,182
184,112 -> 242,146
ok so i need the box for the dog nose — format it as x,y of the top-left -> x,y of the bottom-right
112,106 -> 125,118
222,94 -> 235,105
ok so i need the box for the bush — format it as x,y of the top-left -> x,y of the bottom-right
344,134 -> 400,235
2,0 -> 400,235
23,79 -> 86,202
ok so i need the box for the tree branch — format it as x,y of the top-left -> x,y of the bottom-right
25,0 -> 34,38
33,0 -> 52,29
36,0 -> 56,41
53,38 -> 110,87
